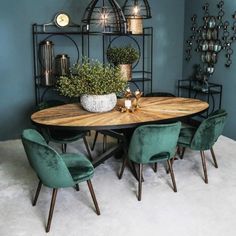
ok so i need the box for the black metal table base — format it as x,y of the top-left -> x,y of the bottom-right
91,129 -> 140,181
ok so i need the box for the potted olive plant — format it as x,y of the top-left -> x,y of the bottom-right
57,59 -> 127,112
107,45 -> 139,81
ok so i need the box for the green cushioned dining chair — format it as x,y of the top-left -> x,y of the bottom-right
21,129 -> 100,233
36,100 -> 92,159
178,109 -> 227,184
119,122 -> 181,201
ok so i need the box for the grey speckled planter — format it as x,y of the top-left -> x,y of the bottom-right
80,93 -> 117,112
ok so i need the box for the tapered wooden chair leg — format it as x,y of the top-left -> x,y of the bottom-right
176,146 -> 181,156
118,156 -> 127,179
138,164 -> 143,201
210,147 -> 218,168
167,159 -> 177,192
200,151 -> 208,184
180,147 -> 186,159
166,157 -> 175,174
62,143 -> 67,153
87,180 -> 100,215
83,136 -> 93,161
46,189 -> 58,233
91,131 -> 99,151
153,163 -> 158,173
33,180 -> 42,206
75,184 -> 80,191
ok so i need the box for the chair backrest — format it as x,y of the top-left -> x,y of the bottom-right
21,129 -> 75,188
145,92 -> 176,97
37,100 -> 65,111
128,122 -> 181,164
36,100 -> 66,142
190,109 -> 227,150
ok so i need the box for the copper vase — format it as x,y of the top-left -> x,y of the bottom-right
119,64 -> 132,81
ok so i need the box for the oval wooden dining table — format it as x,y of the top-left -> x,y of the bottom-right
31,97 -> 209,167
31,97 -> 209,130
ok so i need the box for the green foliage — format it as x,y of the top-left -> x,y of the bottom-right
107,45 -> 139,65
57,59 -> 127,97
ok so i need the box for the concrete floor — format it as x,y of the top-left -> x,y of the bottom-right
0,135 -> 236,236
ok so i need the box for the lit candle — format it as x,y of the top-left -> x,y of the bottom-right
133,6 -> 139,16
126,87 -> 131,93
125,99 -> 132,109
134,90 -> 141,96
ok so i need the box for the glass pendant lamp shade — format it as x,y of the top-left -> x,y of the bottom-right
82,0 -> 127,33
122,0 -> 152,19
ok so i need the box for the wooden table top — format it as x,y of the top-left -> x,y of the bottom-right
31,97 -> 209,130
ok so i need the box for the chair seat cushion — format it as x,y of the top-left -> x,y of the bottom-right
178,124 -> 197,147
61,154 -> 94,183
49,129 -> 87,143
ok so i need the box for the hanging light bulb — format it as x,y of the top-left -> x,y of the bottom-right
100,6 -> 109,31
133,5 -> 140,16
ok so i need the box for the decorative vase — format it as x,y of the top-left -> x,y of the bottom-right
119,64 -> 132,81
39,40 -> 55,86
80,93 -> 117,112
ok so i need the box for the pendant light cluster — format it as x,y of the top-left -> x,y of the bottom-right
82,0 -> 151,34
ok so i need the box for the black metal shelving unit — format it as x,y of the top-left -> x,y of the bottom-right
177,79 -> 222,117
33,24 -> 153,104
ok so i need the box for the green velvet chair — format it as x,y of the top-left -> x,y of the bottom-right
37,100 -> 92,159
21,129 -> 100,233
119,122 -> 181,201
178,109 -> 227,184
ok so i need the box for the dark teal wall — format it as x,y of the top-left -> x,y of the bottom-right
0,0 -> 185,140
183,0 -> 236,140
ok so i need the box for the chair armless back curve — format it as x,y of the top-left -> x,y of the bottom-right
128,122 -> 181,164
190,109 -> 227,150
22,129 -> 75,188
21,129 -> 48,168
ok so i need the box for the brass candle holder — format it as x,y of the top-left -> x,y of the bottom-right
116,88 -> 143,113
133,89 -> 143,108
